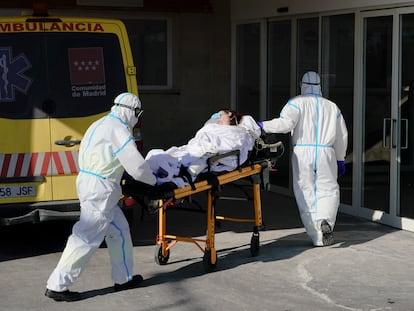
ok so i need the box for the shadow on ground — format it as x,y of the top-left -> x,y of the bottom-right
0,183 -> 395,262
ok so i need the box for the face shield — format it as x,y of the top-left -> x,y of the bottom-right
115,103 -> 143,118
112,92 -> 143,128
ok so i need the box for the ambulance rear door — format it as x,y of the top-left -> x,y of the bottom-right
0,17 -> 136,212
46,30 -> 131,201
0,29 -> 54,205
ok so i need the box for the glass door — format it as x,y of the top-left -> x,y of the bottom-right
361,9 -> 414,228
362,14 -> 393,213
399,13 -> 414,218
267,19 -> 291,188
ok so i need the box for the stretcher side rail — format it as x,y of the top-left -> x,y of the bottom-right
172,161 -> 266,199
206,149 -> 242,173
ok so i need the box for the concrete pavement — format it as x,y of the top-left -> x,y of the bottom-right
1,185 -> 414,311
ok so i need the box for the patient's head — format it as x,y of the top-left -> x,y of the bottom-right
211,109 -> 243,125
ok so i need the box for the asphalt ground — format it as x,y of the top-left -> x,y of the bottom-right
1,182 -> 414,311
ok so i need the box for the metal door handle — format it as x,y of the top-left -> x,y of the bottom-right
54,140 -> 81,147
401,118 -> 408,149
383,118 -> 391,148
391,118 -> 397,149
383,118 -> 397,149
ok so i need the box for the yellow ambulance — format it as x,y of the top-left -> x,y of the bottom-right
0,14 -> 138,225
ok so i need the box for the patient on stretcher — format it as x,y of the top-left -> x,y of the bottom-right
145,109 -> 262,188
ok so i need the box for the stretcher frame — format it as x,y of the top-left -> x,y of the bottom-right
153,150 -> 275,272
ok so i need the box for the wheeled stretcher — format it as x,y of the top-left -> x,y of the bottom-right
122,134 -> 283,272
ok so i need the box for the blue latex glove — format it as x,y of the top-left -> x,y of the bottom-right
337,160 -> 346,177
156,167 -> 168,178
256,121 -> 263,128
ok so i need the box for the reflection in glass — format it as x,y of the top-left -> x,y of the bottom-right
399,14 -> 414,218
236,23 -> 260,119
297,18 -> 318,86
267,20 -> 291,187
362,16 -> 392,213
321,14 -> 355,206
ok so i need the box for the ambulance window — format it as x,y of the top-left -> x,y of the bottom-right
46,33 -> 127,118
0,33 -> 48,119
0,32 -> 127,120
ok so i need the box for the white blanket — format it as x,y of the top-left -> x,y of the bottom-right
145,115 -> 261,187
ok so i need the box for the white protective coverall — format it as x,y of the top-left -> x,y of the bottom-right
47,93 -> 156,292
261,71 -> 348,246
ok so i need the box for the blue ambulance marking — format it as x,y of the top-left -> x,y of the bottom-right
0,47 -> 32,102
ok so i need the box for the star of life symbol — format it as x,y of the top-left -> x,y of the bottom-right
0,47 -> 32,102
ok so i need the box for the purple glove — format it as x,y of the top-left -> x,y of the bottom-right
256,121 -> 263,128
337,161 -> 346,177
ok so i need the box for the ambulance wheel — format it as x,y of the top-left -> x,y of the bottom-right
250,232 -> 260,257
155,244 -> 169,265
202,250 -> 217,272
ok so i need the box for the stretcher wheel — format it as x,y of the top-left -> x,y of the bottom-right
154,244 -> 170,265
202,250 -> 217,272
250,232 -> 260,257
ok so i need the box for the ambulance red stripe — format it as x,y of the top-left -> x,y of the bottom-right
14,153 -> 25,176
41,152 -> 51,176
0,151 -> 80,177
1,154 -> 11,177
52,152 -> 64,174
65,151 -> 78,174
27,153 -> 38,177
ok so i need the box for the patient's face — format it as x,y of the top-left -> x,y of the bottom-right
217,110 -> 232,125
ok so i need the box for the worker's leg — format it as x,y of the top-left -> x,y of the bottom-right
314,151 -> 340,246
105,205 -> 134,285
315,151 -> 339,224
46,206 -> 108,292
292,151 -> 318,245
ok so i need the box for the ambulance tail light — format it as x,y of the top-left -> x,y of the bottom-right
32,1 -> 49,17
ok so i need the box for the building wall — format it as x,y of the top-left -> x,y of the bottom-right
231,0 -> 414,20
229,0 -> 414,231
141,1 -> 231,151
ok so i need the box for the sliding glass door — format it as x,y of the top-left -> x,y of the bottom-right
360,9 -> 414,228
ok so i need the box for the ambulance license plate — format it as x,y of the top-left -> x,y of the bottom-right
0,185 -> 37,198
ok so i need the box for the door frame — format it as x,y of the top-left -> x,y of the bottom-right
340,7 -> 414,231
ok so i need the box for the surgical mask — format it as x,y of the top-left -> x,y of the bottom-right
211,112 -> 221,119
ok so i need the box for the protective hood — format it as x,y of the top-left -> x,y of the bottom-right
111,92 -> 142,128
300,71 -> 322,96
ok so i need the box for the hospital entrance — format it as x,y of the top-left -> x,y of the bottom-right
232,3 -> 414,232
350,8 -> 414,230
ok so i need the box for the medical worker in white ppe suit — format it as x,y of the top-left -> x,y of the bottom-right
257,71 -> 348,246
45,93 -> 156,302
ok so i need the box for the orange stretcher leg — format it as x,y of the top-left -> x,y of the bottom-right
250,182 -> 262,257
203,189 -> 217,272
252,183 -> 263,228
155,200 -> 170,264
